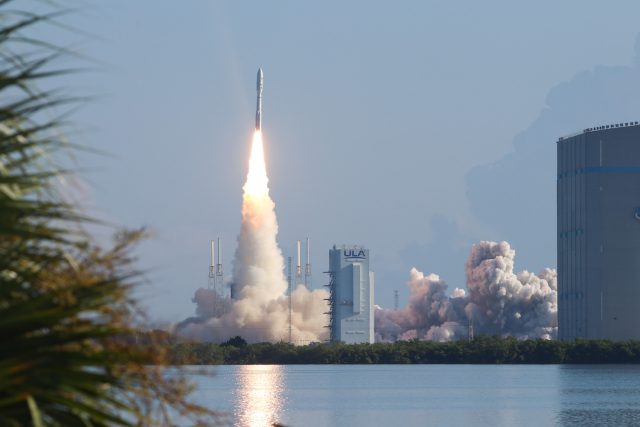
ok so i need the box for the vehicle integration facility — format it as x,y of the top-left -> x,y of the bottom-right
558,122 -> 640,340
327,245 -> 375,343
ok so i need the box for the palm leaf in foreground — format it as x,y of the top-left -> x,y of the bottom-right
0,2 -> 222,426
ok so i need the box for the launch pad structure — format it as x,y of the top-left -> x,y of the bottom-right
205,237 -> 229,317
208,238 -> 223,291
326,245 -> 375,344
304,237 -> 312,289
287,239 -> 313,344
294,238 -> 313,290
200,235 -> 314,342
323,270 -> 336,341
296,240 -> 303,285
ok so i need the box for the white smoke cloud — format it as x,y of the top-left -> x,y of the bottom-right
191,287 -> 228,319
375,241 -> 557,342
176,135 -> 555,344
176,132 -> 328,344
179,284 -> 328,344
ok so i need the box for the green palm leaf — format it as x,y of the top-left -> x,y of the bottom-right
0,2 -> 221,425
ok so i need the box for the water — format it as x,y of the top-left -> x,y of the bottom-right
184,365 -> 640,427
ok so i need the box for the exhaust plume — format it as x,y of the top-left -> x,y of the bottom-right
375,240 -> 557,342
177,132 -> 328,343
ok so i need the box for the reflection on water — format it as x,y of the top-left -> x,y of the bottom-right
190,364 -> 640,427
556,365 -> 640,427
233,365 -> 285,427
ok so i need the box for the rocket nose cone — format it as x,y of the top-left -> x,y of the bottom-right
257,68 -> 263,91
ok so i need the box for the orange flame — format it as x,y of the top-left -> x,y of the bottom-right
243,131 -> 269,200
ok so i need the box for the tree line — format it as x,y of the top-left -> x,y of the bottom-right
164,335 -> 640,365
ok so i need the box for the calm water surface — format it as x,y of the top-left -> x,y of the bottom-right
184,365 -> 640,427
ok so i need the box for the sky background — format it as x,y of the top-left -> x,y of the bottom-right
50,1 -> 640,322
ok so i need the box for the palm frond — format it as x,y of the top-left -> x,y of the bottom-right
0,1 -> 221,425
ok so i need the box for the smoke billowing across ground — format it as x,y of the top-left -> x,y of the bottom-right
375,241 -> 557,342
175,134 -> 557,344
177,132 -> 329,344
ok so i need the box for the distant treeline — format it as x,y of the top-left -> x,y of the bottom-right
151,334 -> 640,365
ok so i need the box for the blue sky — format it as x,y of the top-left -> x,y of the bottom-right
53,1 -> 640,321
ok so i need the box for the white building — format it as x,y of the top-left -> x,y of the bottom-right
328,245 -> 374,343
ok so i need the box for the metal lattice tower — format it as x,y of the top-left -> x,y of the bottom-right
394,289 -> 399,311
287,256 -> 293,344
323,270 -> 336,342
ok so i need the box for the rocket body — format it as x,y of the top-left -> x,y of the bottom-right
256,68 -> 263,130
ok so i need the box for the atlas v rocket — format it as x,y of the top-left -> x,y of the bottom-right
255,68 -> 263,131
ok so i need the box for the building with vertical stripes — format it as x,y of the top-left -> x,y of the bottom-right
558,122 -> 640,340
328,245 -> 375,343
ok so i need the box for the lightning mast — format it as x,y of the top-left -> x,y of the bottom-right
207,238 -> 226,315
208,240 -> 216,290
215,237 -> 224,296
304,237 -> 312,289
209,239 -> 224,291
296,240 -> 303,286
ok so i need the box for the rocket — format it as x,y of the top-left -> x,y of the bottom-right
255,68 -> 263,131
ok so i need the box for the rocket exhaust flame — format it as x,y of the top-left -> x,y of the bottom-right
243,131 -> 269,200
227,127 -> 328,343
233,129 -> 285,306
178,70 -> 557,344
176,69 -> 329,344
181,128 -> 557,343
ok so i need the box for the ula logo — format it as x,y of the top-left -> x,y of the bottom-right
344,249 -> 366,259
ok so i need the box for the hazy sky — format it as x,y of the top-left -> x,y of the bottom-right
56,1 -> 640,321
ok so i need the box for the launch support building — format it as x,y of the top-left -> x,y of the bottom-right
327,245 -> 375,344
558,122 -> 640,340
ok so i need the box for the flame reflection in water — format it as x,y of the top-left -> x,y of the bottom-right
234,365 -> 285,427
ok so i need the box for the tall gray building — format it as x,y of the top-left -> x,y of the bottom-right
327,245 -> 374,343
558,122 -> 640,340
